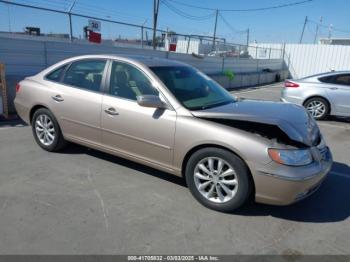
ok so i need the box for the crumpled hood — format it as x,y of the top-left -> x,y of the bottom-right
191,99 -> 320,146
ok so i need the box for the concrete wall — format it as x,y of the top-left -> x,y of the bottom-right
0,36 -> 284,114
250,43 -> 350,78
210,70 -> 288,90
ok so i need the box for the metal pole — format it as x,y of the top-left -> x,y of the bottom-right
299,16 -> 307,44
141,26 -> 144,48
186,36 -> 191,54
165,27 -> 169,51
43,41 -> 48,67
313,17 -> 322,44
7,4 -> 11,32
68,0 -> 76,42
152,0 -> 160,50
141,19 -> 147,49
328,24 -> 333,39
212,9 -> 219,51
69,14 -> 73,41
246,28 -> 250,47
281,42 -> 286,74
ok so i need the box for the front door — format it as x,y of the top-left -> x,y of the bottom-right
325,73 -> 350,116
101,60 -> 176,169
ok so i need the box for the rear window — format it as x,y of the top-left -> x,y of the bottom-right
319,75 -> 334,83
45,65 -> 66,82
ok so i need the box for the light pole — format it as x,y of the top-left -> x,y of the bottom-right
68,0 -> 76,42
152,0 -> 160,50
299,16 -> 308,44
106,15 -> 111,40
314,16 -> 322,44
141,19 -> 147,48
212,9 -> 219,51
7,4 -> 11,32
328,24 -> 333,39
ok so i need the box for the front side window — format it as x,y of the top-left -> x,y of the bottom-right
63,60 -> 106,92
319,74 -> 350,86
109,61 -> 158,100
334,74 -> 350,86
150,66 -> 235,110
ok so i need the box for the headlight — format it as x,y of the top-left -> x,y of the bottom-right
268,148 -> 313,166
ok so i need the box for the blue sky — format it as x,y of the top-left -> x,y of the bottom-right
0,0 -> 349,44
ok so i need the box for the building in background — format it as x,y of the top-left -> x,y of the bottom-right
319,38 -> 350,46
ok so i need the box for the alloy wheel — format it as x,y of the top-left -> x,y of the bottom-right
35,114 -> 56,146
306,100 -> 326,118
194,157 -> 238,203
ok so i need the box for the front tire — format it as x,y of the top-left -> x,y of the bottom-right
185,147 -> 252,212
304,97 -> 329,120
32,108 -> 67,152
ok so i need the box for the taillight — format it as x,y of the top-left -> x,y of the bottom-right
284,80 -> 299,88
15,83 -> 20,93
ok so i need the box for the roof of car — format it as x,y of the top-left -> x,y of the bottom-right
66,54 -> 187,67
128,55 -> 187,67
301,70 -> 350,79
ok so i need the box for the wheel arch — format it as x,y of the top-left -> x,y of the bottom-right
181,143 -> 256,197
29,104 -> 49,124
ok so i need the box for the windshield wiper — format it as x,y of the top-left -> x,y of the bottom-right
199,99 -> 233,110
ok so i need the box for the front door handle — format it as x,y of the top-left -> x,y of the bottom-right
329,87 -> 338,90
104,107 -> 119,116
52,95 -> 64,102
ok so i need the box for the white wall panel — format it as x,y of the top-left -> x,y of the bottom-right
251,43 -> 350,78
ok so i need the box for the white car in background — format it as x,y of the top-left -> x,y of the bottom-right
281,71 -> 350,120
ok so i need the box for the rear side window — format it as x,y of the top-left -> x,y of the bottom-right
319,75 -> 334,83
319,74 -> 350,86
46,66 -> 66,82
63,60 -> 106,92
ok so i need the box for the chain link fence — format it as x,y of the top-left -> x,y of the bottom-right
0,0 -> 283,59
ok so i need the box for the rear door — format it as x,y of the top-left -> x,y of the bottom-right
46,59 -> 107,145
323,74 -> 350,116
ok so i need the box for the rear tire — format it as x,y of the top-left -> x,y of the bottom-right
31,108 -> 67,152
185,147 -> 252,213
304,97 -> 329,120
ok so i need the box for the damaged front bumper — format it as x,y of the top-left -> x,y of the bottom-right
251,146 -> 333,206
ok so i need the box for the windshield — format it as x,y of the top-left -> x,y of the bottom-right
150,66 -> 235,110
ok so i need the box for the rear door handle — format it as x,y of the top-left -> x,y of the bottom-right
52,95 -> 64,102
104,107 -> 119,116
329,87 -> 338,90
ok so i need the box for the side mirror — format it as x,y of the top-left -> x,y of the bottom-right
136,95 -> 168,109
